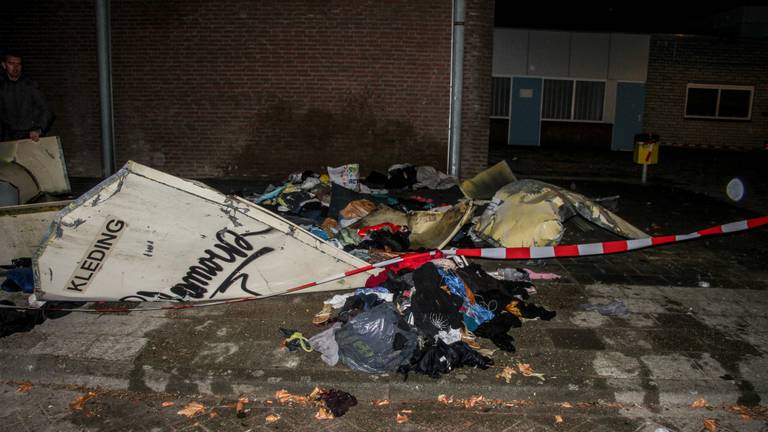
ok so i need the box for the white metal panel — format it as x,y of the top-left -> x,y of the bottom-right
608,34 -> 650,81
569,32 -> 610,79
0,136 -> 71,195
0,201 -> 69,265
493,28 -> 528,76
528,31 -> 571,77
34,161 -> 374,302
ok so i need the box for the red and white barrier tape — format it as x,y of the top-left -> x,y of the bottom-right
1,216 -> 766,313
446,216 -> 768,260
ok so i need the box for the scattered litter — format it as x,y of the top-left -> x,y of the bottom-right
523,268 -> 561,280
703,418 -> 717,432
275,387 -> 357,418
437,394 -> 454,405
579,300 -> 629,316
560,402 -> 573,408
265,414 -> 280,423
161,401 -> 175,407
279,328 -> 313,352
69,392 -> 97,411
691,398 -> 708,408
372,399 -> 390,407
464,395 -> 485,409
554,415 -> 564,424
698,281 -> 711,288
15,382 -> 32,393
177,401 -> 205,418
315,407 -> 335,420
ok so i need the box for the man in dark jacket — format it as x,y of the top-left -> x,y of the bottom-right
0,50 -> 54,141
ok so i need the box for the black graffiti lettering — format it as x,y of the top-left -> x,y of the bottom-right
170,228 -> 272,298
209,247 -> 274,298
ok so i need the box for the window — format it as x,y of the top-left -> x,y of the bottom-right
685,84 -> 753,120
542,79 -> 605,122
491,77 -> 511,117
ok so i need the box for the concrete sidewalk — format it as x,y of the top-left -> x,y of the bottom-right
3,157 -> 768,431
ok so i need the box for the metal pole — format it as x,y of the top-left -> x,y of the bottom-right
96,0 -> 115,177
447,0 -> 465,177
641,164 -> 648,184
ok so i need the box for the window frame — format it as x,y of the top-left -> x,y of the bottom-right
684,83 -> 754,121
541,78 -> 607,123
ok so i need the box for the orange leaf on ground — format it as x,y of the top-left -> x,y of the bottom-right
560,402 -> 573,408
161,401 -> 175,407
16,382 -> 33,393
464,395 -> 485,409
691,398 -> 708,408
496,366 -> 517,383
396,412 -> 410,424
177,401 -> 205,418
517,363 -> 546,381
703,418 -> 717,432
265,414 -> 280,423
554,415 -> 564,424
236,397 -> 249,416
275,389 -> 308,405
372,399 -> 390,407
437,394 -> 454,405
69,392 -> 97,411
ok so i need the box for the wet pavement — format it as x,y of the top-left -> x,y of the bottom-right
3,149 -> 768,431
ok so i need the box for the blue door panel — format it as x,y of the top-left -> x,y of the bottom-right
612,82 -> 645,151
509,77 -> 542,146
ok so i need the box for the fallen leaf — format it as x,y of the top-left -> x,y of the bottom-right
177,401 -> 205,418
517,363 -> 546,381
236,397 -> 249,417
265,414 -> 280,423
554,415 -> 564,424
437,394 -> 454,405
703,418 -> 717,432
315,407 -> 334,420
400,409 -> 413,414
372,399 -> 390,407
496,366 -> 517,383
275,389 -> 308,405
16,382 -> 33,393
161,401 -> 175,408
208,411 -> 218,418
396,411 -> 409,424
560,402 -> 573,408
692,398 -> 708,408
740,414 -> 752,421
69,392 -> 97,411
464,395 -> 485,409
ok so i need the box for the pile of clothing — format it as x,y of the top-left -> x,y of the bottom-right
305,258 -> 555,379
242,163 -> 468,260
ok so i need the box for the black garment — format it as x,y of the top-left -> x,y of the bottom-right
409,263 -> 464,338
0,74 -> 53,140
0,300 -> 44,338
399,340 -> 494,379
386,165 -> 418,189
355,229 -> 410,252
473,313 -> 521,352
457,264 -> 532,300
316,388 -> 357,417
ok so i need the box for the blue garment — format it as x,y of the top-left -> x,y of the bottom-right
1,267 -> 34,294
252,184 -> 286,204
436,268 -> 494,331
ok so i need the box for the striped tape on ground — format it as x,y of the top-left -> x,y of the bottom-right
0,217 -> 765,313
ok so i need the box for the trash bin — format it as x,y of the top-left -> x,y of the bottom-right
633,133 -> 659,165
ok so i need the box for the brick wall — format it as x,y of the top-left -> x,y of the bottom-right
644,34 -> 768,150
1,1 -> 492,179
